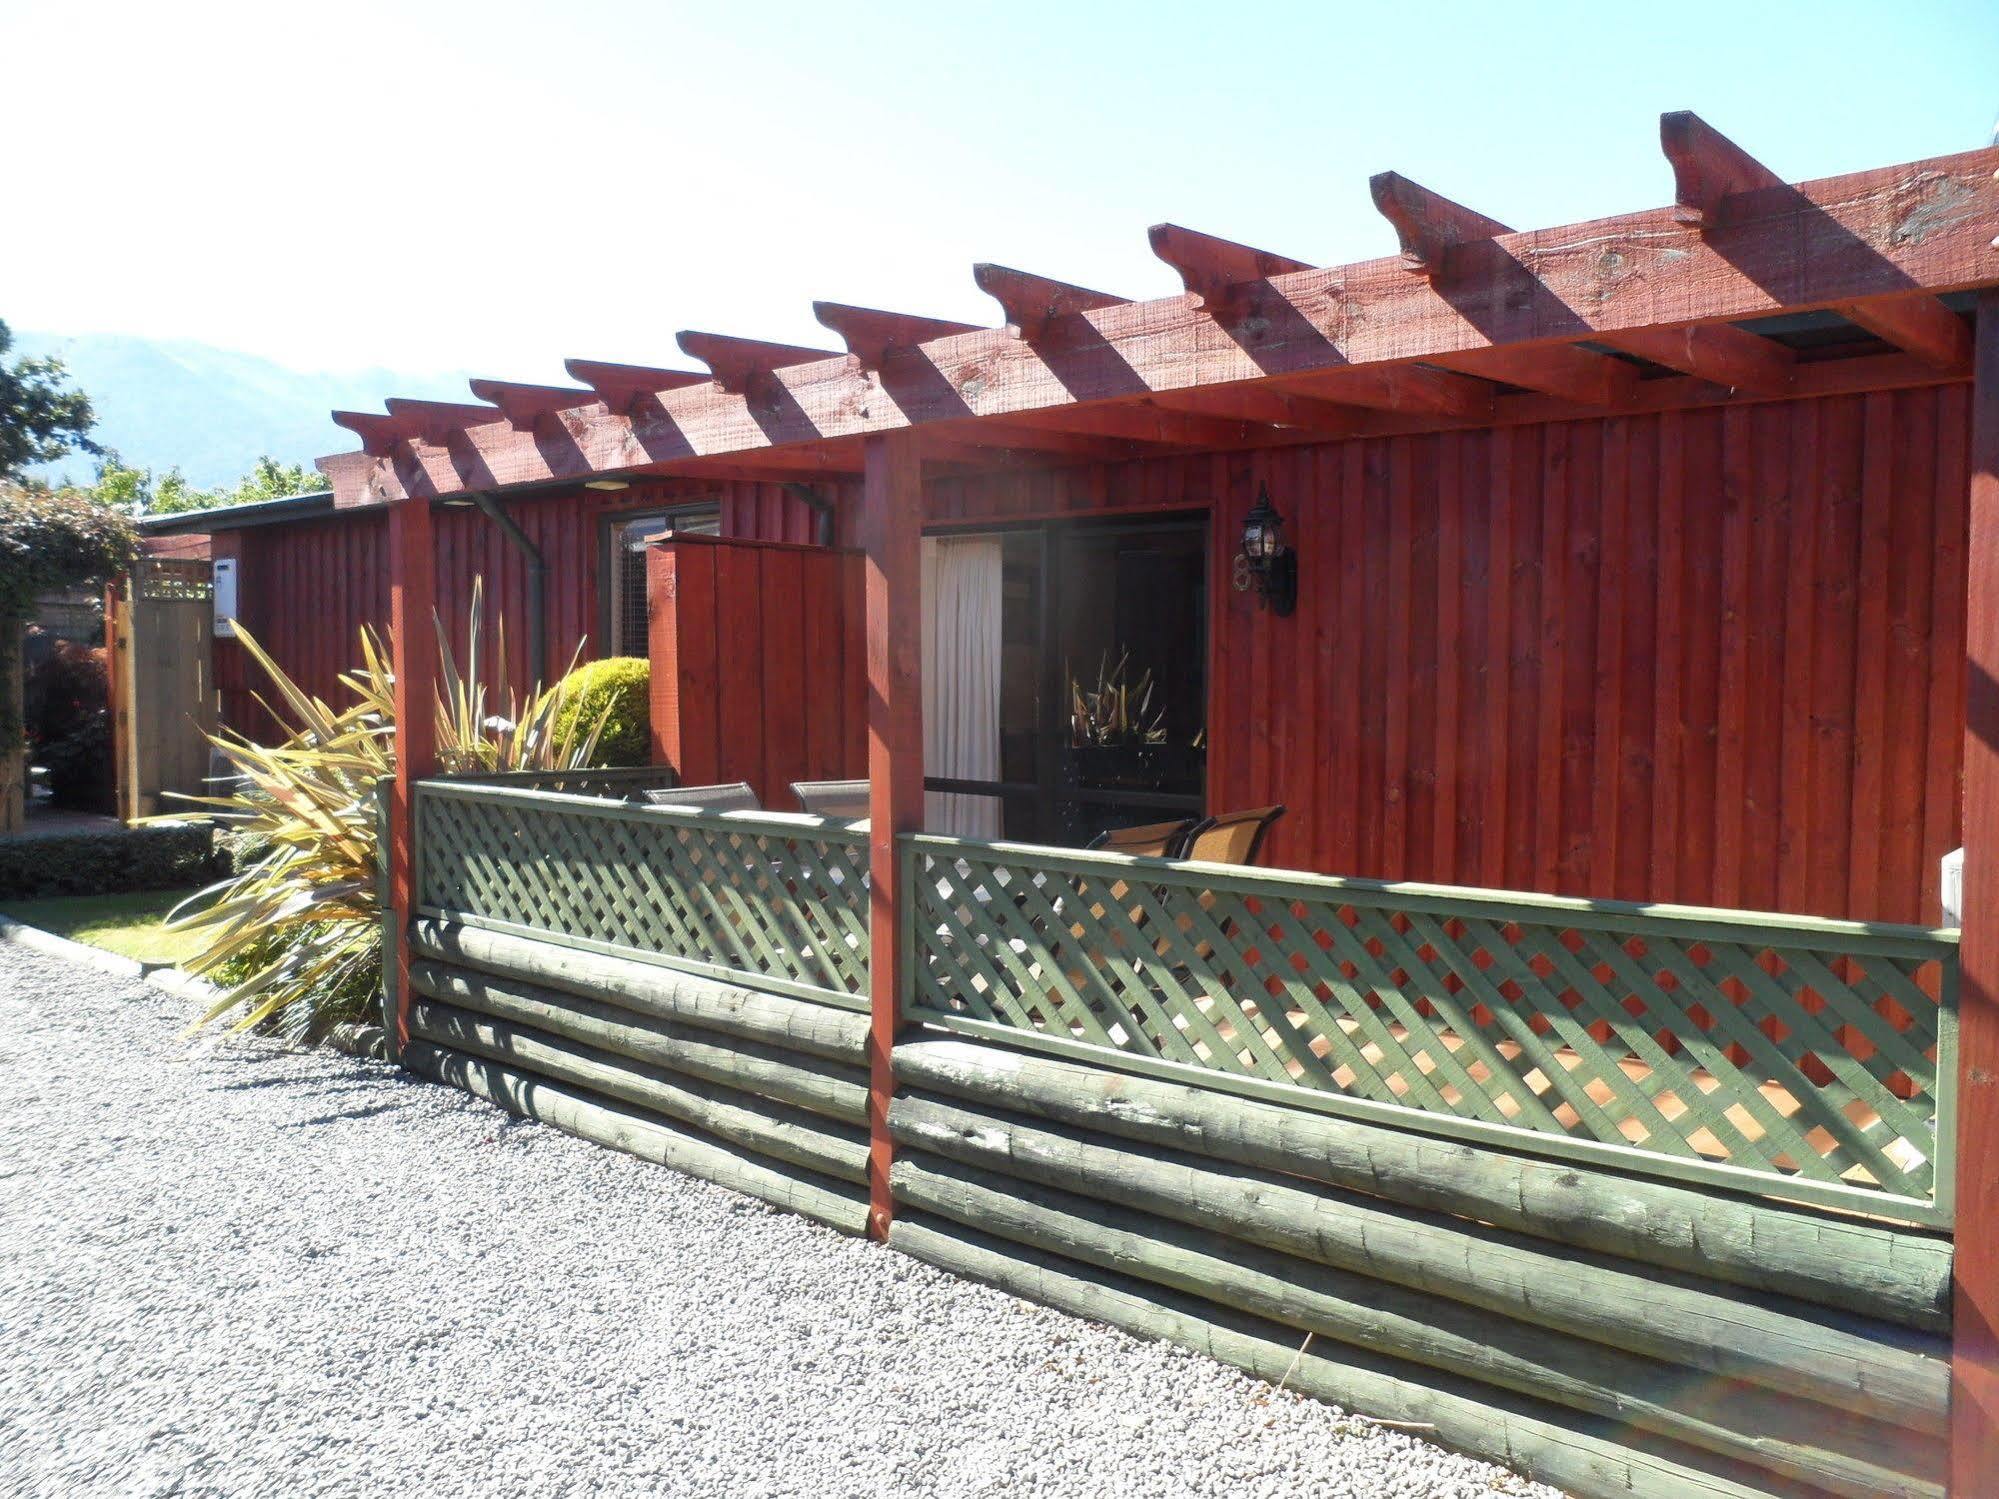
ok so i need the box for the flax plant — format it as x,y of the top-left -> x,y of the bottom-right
167,579 -> 603,1039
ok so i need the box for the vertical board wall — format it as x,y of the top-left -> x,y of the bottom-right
930,383 -> 1971,926
647,535 -> 866,809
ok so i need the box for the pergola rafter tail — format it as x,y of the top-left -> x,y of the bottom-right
469,379 -> 599,432
318,135 -> 1999,505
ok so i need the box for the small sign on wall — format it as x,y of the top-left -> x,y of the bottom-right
213,556 -> 239,638
1942,846 -> 1964,929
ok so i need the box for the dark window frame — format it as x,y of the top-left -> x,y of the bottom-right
595,501 -> 721,657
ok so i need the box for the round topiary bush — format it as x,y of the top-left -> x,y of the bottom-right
551,656 -> 650,766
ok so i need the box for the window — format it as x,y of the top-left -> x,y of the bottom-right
603,504 -> 719,656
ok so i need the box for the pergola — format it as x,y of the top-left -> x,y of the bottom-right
319,113 -> 1999,1487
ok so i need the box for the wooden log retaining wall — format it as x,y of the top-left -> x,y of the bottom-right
889,1036 -> 1951,1499
398,918 -> 871,1235
396,914 -> 1952,1497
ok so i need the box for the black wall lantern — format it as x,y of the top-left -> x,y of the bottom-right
1231,482 -> 1297,616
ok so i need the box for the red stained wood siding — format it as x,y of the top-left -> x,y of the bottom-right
208,477 -> 842,737
933,384 -> 1971,925
646,534 -> 867,809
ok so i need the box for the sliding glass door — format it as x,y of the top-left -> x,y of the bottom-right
924,514 -> 1207,846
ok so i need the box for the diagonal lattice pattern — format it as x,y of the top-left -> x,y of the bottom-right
906,838 -> 1958,1216
416,783 -> 870,1004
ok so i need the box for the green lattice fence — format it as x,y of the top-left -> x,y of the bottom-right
415,781 -> 871,1009
904,835 -> 1960,1224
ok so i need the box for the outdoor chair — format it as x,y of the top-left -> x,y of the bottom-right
1086,817 -> 1198,860
792,778 -> 870,819
1179,805 -> 1286,867
641,781 -> 762,814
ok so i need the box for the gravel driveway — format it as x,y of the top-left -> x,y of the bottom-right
0,945 -> 1550,1499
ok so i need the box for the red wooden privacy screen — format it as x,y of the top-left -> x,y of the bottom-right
648,534 -> 866,810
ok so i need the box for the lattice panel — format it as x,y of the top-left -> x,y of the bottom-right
907,841 -> 1958,1213
135,557 -> 213,601
417,785 -> 870,1002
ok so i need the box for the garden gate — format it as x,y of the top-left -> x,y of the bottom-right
109,557 -> 217,820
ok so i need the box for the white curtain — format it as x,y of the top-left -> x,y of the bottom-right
922,536 -> 1004,838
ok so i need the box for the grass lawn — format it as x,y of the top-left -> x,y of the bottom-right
1,889 -> 208,966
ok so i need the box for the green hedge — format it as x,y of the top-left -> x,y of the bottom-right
0,821 -> 216,900
552,657 -> 651,767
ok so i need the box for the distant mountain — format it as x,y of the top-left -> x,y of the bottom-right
18,332 -> 470,491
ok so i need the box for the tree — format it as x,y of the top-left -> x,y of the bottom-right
129,454 -> 323,516
0,320 -> 98,479
0,485 -> 139,830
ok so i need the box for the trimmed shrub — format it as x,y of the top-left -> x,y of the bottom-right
550,657 -> 650,767
0,821 -> 214,900
25,638 -> 112,812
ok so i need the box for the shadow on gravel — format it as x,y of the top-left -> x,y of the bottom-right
209,1065 -> 387,1093
278,1101 -> 411,1128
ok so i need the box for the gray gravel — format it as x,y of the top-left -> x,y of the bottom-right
0,945 -> 1552,1499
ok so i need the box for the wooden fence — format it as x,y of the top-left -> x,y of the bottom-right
647,535 -> 866,810
904,835 -> 1960,1227
394,781 -> 1957,1498
413,781 -> 870,1010
109,557 -> 217,821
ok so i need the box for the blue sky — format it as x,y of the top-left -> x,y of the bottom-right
3,0 -> 1996,382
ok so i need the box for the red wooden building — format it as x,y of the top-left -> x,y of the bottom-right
140,115 -> 1999,1492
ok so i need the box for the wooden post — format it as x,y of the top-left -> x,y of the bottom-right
1955,288 -> 1999,1493
862,432 -> 923,1240
387,498 -> 438,1059
105,578 -> 129,824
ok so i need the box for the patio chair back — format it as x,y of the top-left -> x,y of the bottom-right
641,781 -> 762,814
791,778 -> 870,818
1181,805 -> 1285,866
1087,817 -> 1198,860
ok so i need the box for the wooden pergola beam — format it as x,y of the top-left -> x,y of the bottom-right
676,331 -> 842,395
1659,112 -> 1969,372
973,263 -> 1127,341
1369,171 -> 1511,278
985,401 -> 1265,449
563,358 -> 711,416
468,379 -> 598,432
320,144 -> 1999,504
331,410 -> 403,458
1597,325 -> 1795,395
1366,172 -> 1644,404
1146,384 -> 1370,434
1429,344 -> 1638,408
1661,110 -> 1783,229
383,399 -> 512,448
1147,223 -> 1310,310
814,302 -> 981,372
921,420 -> 1147,463
1273,364 -> 1495,421
1836,292 -> 1974,373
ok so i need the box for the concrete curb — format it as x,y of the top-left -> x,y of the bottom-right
0,915 -> 150,982
0,915 -> 226,1005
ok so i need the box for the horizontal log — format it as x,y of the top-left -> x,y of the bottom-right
892,1036 -> 1950,1333
889,1093 -> 1947,1434
402,1039 -> 868,1234
409,999 -> 869,1185
411,919 -> 867,1063
411,960 -> 868,1124
893,1152 -> 1937,1499
890,1213 -> 1781,1499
